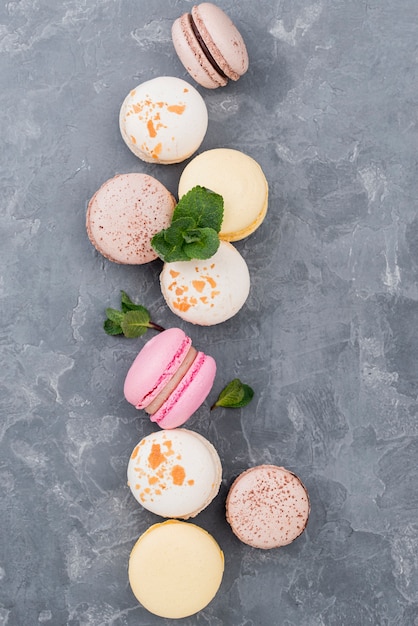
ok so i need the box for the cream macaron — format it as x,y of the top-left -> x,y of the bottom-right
129,520 -> 224,619
159,240 -> 250,325
178,148 -> 268,241
127,429 -> 222,519
119,76 -> 208,164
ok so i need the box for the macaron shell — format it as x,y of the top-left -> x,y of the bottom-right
128,520 -> 224,619
192,3 -> 249,81
151,352 -> 216,429
172,14 -> 227,89
178,148 -> 268,242
127,429 -> 223,519
226,465 -> 310,549
86,173 -> 175,264
124,328 -> 191,409
119,76 -> 208,164
160,241 -> 250,326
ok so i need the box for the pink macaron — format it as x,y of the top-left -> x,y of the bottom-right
172,3 -> 249,89
124,328 -> 216,428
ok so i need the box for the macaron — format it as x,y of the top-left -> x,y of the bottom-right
159,240 -> 250,326
226,465 -> 310,549
178,148 -> 268,241
124,327 -> 216,428
172,3 -> 249,89
129,520 -> 224,619
119,76 -> 208,164
86,173 -> 175,264
127,429 -> 222,519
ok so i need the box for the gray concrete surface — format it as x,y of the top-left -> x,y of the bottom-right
1,1 -> 418,624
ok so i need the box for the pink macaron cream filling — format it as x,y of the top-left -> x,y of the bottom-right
124,327 -> 217,428
124,329 -> 191,409
151,352 -> 216,429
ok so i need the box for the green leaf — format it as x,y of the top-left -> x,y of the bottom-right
151,230 -> 190,262
120,290 -> 147,313
105,308 -> 125,324
182,230 -> 202,244
103,292 -> 165,338
173,186 -> 224,232
103,318 -> 123,335
120,309 -> 152,338
211,379 -> 254,410
151,186 -> 224,262
165,217 -> 196,243
184,228 -> 220,260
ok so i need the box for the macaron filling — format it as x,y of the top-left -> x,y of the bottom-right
188,13 -> 228,81
134,335 -> 192,410
144,346 -> 197,415
150,351 -> 211,425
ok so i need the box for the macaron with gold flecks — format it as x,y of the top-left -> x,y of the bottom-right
119,76 -> 208,164
159,240 -> 250,325
127,429 -> 222,519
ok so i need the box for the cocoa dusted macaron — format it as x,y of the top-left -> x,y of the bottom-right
86,173 -> 175,264
226,465 -> 310,549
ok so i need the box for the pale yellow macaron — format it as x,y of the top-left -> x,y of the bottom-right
178,148 -> 268,241
128,520 -> 224,619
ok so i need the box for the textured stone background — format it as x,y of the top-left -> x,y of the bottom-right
1,0 -> 418,624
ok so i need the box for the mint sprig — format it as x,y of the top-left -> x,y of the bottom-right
211,379 -> 254,410
104,291 -> 165,338
151,186 -> 224,262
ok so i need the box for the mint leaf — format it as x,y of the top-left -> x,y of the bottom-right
165,217 -> 196,242
103,292 -> 165,337
121,309 -> 152,338
103,318 -> 123,335
182,230 -> 203,244
184,228 -> 220,260
105,308 -> 125,324
121,290 -> 148,313
151,230 -> 191,262
174,186 -> 224,232
211,379 -> 254,410
151,186 -> 224,262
